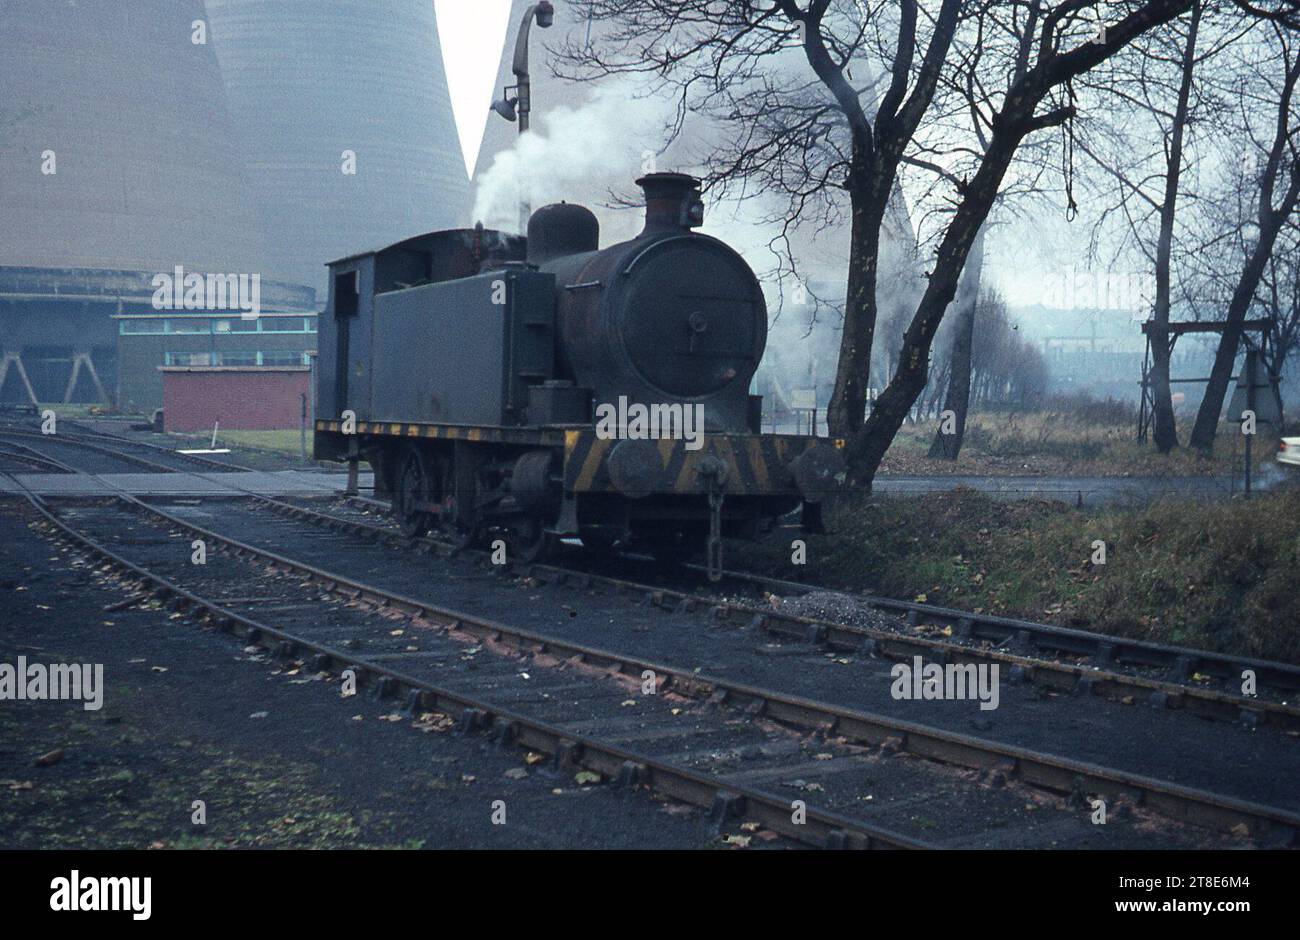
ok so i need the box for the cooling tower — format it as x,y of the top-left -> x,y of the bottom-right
0,0 -> 311,406
0,0 -> 268,274
204,0 -> 471,294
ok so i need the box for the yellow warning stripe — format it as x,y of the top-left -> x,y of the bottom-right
747,437 -> 769,490
577,437 -> 611,490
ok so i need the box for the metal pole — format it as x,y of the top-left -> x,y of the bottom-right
514,6 -> 537,234
502,2 -> 552,234
300,392 -> 308,465
1244,348 -> 1257,499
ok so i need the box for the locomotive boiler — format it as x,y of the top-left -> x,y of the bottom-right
313,172 -> 843,576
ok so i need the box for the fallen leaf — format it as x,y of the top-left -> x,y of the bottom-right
504,767 -> 528,780
34,748 -> 64,767
574,771 -> 601,785
249,711 -> 268,719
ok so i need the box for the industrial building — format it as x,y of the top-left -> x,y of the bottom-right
115,309 -> 318,414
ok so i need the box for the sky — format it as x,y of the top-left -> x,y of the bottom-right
425,1 -> 1129,333
434,0 -> 514,177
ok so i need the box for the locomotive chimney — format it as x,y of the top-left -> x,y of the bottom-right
636,172 -> 704,234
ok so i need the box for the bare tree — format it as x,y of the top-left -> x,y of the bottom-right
557,1 -> 1201,485
1073,1 -> 1236,451
1259,218 -> 1300,403
1187,20 -> 1300,449
851,0 -> 1198,482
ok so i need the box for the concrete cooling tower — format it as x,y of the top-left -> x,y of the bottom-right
0,0 -> 268,274
204,0 -> 471,294
0,0 -> 312,406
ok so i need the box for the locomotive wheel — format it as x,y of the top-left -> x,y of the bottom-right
507,515 -> 551,565
395,448 -> 432,538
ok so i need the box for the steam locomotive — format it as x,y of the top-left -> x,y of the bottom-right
313,172 -> 843,576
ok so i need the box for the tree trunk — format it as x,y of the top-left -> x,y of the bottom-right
1150,0 -> 1200,453
848,121 -> 1025,484
927,224 -> 986,459
826,153 -> 888,438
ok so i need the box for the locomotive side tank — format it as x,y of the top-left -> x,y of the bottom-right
313,172 -> 843,574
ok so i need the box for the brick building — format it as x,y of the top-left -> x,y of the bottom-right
160,365 -> 311,432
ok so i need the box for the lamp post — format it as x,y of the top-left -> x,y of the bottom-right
491,1 -> 554,233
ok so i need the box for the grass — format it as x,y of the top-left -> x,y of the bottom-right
208,429 -> 310,457
732,484 -> 1300,665
879,407 -> 1283,478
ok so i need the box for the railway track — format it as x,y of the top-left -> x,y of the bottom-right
6,422 -> 1300,735
0,424 -> 252,475
17,489 -> 1299,846
253,493 -> 1300,734
0,443 -> 72,474
12,489 -> 913,850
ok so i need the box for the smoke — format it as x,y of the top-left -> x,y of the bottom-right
471,81 -> 678,239
471,71 -> 926,420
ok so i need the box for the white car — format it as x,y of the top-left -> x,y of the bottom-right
1279,437 -> 1300,467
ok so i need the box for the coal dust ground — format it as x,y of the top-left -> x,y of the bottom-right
0,501 -> 755,850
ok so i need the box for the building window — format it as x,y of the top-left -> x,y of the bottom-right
216,350 -> 258,366
167,318 -> 210,334
259,318 -> 315,334
119,319 -> 165,335
163,352 -> 212,366
261,350 -> 308,366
